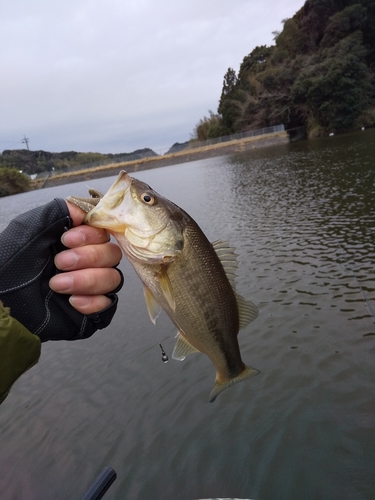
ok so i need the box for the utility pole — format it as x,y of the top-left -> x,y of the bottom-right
22,135 -> 30,150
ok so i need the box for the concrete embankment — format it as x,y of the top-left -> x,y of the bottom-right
42,131 -> 289,188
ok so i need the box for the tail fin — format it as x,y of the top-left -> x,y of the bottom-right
209,365 -> 260,403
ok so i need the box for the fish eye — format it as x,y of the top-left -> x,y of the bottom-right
141,192 -> 155,205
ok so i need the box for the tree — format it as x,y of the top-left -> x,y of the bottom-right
320,4 -> 368,47
0,167 -> 31,197
239,46 -> 273,76
192,111 -> 226,141
219,68 -> 237,100
293,31 -> 372,130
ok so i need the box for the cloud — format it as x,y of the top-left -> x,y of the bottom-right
0,0 -> 304,153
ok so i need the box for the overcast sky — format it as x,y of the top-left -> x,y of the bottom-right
1,0 -> 304,155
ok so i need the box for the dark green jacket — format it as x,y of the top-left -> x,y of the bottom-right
0,301 -> 41,403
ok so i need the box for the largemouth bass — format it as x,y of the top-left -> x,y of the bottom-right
68,170 -> 259,402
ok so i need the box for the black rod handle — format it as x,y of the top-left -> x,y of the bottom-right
80,466 -> 117,500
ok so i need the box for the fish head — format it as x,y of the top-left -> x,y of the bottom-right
85,170 -> 186,263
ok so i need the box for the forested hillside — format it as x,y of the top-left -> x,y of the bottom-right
195,0 -> 375,139
0,148 -> 157,175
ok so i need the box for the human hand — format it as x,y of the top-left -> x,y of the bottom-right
49,202 -> 123,315
0,199 -> 122,341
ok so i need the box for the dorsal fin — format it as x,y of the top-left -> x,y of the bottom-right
212,240 -> 258,329
172,332 -> 200,361
236,293 -> 259,329
212,240 -> 238,288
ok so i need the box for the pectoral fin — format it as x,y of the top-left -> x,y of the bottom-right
158,270 -> 176,312
172,332 -> 200,361
143,286 -> 161,325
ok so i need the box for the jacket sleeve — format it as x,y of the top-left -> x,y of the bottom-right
0,301 -> 41,403
0,199 -> 121,342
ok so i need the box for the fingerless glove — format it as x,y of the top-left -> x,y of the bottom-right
0,199 -> 122,342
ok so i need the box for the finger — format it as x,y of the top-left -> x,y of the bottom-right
55,242 -> 122,271
50,268 -> 122,295
62,225 -> 110,248
69,295 -> 112,315
66,201 -> 88,226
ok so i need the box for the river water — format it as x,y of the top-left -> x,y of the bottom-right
0,130 -> 374,500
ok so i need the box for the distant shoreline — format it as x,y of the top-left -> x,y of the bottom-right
42,131 -> 288,188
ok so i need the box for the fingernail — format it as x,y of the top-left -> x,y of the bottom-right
50,274 -> 74,292
55,250 -> 78,270
61,229 -> 86,247
69,296 -> 91,307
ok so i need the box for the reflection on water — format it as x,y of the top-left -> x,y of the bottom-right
0,130 -> 374,499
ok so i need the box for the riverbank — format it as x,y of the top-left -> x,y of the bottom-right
40,131 -> 288,188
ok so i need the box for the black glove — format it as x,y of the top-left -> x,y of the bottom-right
0,199 -> 123,342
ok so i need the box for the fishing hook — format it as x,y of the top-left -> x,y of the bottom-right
159,343 -> 168,363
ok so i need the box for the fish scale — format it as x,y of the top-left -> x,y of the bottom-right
132,218 -> 241,369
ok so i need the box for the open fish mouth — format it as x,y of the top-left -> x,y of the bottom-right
84,171 -> 132,232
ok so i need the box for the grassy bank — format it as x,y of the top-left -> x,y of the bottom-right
40,131 -> 288,188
